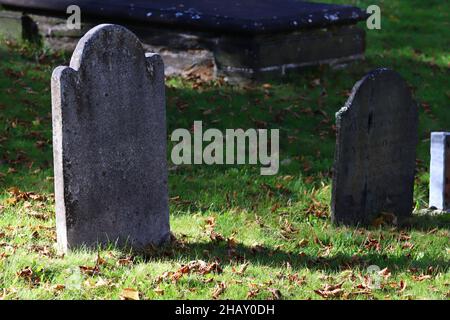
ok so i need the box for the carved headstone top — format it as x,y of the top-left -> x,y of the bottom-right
331,68 -> 418,225
51,24 -> 169,252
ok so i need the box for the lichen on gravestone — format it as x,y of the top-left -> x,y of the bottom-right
51,24 -> 170,253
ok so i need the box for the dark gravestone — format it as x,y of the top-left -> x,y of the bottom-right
429,132 -> 450,211
0,0 -> 367,34
1,0 -> 367,82
331,69 -> 418,225
51,24 -> 169,252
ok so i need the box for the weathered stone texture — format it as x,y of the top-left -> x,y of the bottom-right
331,68 -> 418,225
51,24 -> 169,252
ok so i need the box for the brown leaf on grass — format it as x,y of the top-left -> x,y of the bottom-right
154,288 -> 164,296
205,216 -> 216,228
314,283 -> 344,299
117,256 -> 134,266
5,188 -> 47,206
412,274 -> 432,282
402,242 -> 415,250
288,273 -> 307,286
17,266 -> 33,279
246,288 -> 259,299
280,219 -> 298,239
298,239 -> 309,248
226,237 -> 238,248
210,230 -> 225,243
305,198 -> 329,218
399,280 -> 407,292
16,266 -> 40,285
364,236 -> 381,252
170,260 -> 223,283
399,232 -> 411,241
182,62 -> 214,84
52,284 -> 66,291
212,281 -> 227,299
233,262 -> 250,276
250,242 -> 265,254
318,245 -> 333,258
27,211 -> 49,221
356,274 -> 376,291
386,280 -> 407,293
120,288 -> 140,300
200,261 -> 223,275
268,288 -> 282,300
379,268 -> 392,280
79,265 -> 100,276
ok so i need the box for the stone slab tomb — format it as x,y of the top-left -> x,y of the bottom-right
1,0 -> 368,82
429,132 -> 450,212
331,69 -> 418,225
51,24 -> 169,252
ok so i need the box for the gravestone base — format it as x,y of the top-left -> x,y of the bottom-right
0,7 -> 365,82
215,25 -> 365,82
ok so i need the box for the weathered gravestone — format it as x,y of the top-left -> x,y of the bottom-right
51,24 -> 170,253
429,132 -> 450,212
331,68 -> 418,225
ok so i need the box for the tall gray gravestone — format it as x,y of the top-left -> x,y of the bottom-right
51,24 -> 170,253
429,132 -> 450,211
331,68 -> 418,225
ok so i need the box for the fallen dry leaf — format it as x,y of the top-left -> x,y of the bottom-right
154,288 -> 164,295
52,284 -> 65,291
235,262 -> 250,275
120,288 -> 140,300
399,280 -> 407,293
212,281 -> 227,299
298,239 -> 309,248
246,288 -> 259,299
268,288 -> 282,300
314,282 -> 344,299
412,274 -> 432,282
79,264 -> 100,276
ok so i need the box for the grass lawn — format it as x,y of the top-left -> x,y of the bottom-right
0,0 -> 449,300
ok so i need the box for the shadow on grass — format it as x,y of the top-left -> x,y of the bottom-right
406,213 -> 450,231
142,236 -> 449,274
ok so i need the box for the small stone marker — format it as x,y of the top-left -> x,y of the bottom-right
51,24 -> 170,252
331,68 -> 418,225
429,132 -> 450,211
